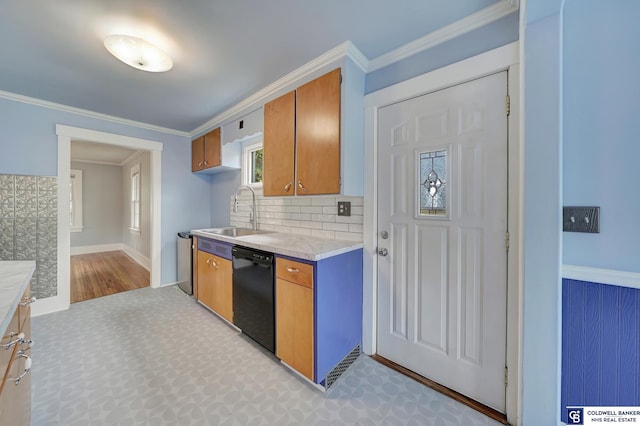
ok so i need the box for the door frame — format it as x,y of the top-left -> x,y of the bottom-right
363,41 -> 521,424
31,125 -> 163,317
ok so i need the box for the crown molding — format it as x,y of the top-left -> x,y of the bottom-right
368,0 -> 520,72
0,89 -> 190,138
191,40 -> 369,137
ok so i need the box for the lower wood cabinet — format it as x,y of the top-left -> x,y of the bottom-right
275,249 -> 363,387
0,283 -> 32,426
275,258 -> 314,380
196,239 -> 233,323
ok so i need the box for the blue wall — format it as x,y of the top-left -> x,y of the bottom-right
561,279 -> 640,423
210,170 -> 240,227
365,12 -> 519,94
522,11 -> 563,425
562,0 -> 640,273
0,97 -> 213,285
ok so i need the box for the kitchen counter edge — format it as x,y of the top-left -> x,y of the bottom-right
191,230 -> 363,261
0,261 -> 35,337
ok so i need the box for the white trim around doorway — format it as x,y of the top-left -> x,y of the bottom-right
31,125 -> 163,317
362,41 -> 521,424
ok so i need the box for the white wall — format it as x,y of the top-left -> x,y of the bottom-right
70,161 -> 123,248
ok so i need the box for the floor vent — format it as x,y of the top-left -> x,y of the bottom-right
324,344 -> 360,389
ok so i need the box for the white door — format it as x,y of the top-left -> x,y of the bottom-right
376,71 -> 508,411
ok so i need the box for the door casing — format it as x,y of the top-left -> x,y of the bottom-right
363,41 -> 521,424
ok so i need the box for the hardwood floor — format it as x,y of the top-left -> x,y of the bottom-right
70,251 -> 149,303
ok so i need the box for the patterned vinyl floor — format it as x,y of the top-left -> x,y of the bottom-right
31,286 -> 502,426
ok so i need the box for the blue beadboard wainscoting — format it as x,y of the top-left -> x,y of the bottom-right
561,266 -> 640,423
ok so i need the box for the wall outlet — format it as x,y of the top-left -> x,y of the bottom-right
563,206 -> 600,233
338,201 -> 351,216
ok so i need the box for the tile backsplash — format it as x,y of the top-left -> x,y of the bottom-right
229,188 -> 363,242
0,174 -> 57,299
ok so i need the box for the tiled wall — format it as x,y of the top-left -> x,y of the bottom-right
229,188 -> 363,242
0,174 -> 57,299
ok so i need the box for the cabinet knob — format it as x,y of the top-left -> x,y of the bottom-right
297,181 -> 307,192
20,296 -> 36,307
284,182 -> 292,193
12,352 -> 31,385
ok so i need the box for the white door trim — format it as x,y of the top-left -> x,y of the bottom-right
31,125 -> 163,317
363,41 -> 521,423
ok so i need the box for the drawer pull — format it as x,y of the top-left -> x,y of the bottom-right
12,352 -> 31,385
4,332 -> 24,350
20,296 -> 36,307
286,267 -> 300,273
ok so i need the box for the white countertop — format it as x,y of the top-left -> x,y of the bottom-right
191,229 -> 363,261
0,261 -> 35,337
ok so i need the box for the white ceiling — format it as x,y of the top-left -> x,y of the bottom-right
71,140 -> 139,165
0,0 -> 504,133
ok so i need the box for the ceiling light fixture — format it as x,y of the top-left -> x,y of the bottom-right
104,34 -> 173,72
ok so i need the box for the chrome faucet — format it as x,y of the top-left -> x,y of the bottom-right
233,185 -> 257,230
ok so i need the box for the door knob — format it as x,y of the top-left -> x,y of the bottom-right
378,248 -> 388,256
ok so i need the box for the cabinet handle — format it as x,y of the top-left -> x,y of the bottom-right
204,161 -> 208,166
297,181 -> 307,192
20,296 -> 36,307
12,351 -> 31,385
284,182 -> 292,192
211,259 -> 218,269
198,161 -> 203,167
286,267 -> 300,273
4,332 -> 24,350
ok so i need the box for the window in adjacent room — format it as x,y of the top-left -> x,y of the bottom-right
70,169 -> 83,232
130,163 -> 141,233
242,137 -> 263,187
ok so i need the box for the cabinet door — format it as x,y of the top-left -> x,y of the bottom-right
192,136 -> 205,172
264,91 -> 296,196
276,278 -> 313,380
295,68 -> 341,195
203,127 -> 221,169
212,257 -> 233,323
197,250 -> 216,311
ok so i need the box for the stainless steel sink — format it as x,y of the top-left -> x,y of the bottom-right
200,227 -> 273,237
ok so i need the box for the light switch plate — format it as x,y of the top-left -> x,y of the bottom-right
338,201 -> 351,216
563,206 -> 600,233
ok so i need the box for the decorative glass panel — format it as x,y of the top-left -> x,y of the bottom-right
419,150 -> 447,216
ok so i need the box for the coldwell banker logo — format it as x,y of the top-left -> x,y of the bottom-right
568,407 -> 584,425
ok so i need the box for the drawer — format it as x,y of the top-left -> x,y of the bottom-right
198,238 -> 233,260
0,307 -> 20,388
18,283 -> 32,332
276,258 -> 313,289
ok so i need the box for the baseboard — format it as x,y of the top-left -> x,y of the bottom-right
563,264 -> 640,290
121,246 -> 151,272
71,243 -> 151,272
31,294 -> 70,317
70,243 -> 122,255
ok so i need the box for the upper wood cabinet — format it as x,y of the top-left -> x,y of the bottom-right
191,127 -> 241,174
263,68 -> 341,196
192,127 -> 221,172
264,91 -> 295,196
296,68 -> 341,195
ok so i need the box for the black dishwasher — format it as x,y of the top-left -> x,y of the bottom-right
232,246 -> 275,353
